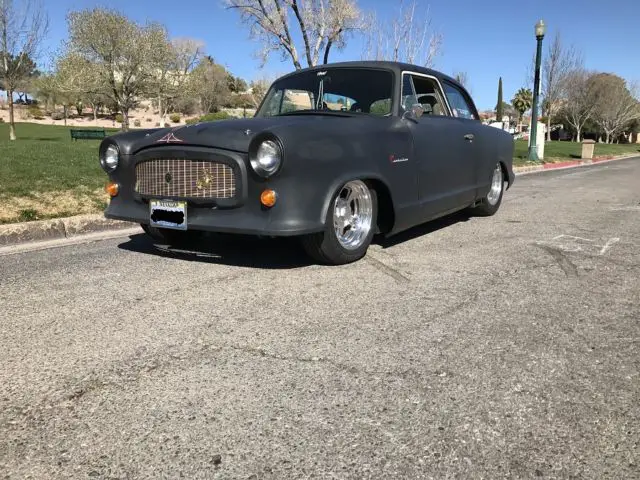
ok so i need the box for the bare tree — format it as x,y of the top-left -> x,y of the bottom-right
0,0 -> 48,140
65,8 -> 169,130
153,38 -> 204,127
362,0 -> 442,67
590,73 -> 640,144
247,76 -> 273,108
561,68 -> 595,142
453,71 -> 468,87
189,57 -> 232,113
226,0 -> 361,69
538,32 -> 580,141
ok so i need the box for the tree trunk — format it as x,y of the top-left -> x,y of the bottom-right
8,89 -> 16,141
92,103 -> 98,124
576,127 -> 581,143
605,132 -> 610,144
122,108 -> 129,131
323,41 -> 333,64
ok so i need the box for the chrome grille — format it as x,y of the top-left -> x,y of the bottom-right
135,159 -> 236,199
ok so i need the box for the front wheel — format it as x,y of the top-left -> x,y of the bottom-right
301,180 -> 377,265
470,163 -> 504,216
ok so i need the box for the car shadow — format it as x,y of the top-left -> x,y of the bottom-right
117,232 -> 314,269
117,210 -> 472,268
375,210 -> 471,248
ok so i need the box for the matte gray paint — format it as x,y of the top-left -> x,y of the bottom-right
101,61 -> 514,237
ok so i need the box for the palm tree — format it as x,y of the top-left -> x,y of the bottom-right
512,88 -> 533,131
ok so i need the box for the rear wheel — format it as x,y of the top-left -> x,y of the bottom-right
302,180 -> 377,265
471,163 -> 504,216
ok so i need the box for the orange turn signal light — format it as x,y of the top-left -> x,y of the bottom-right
260,189 -> 277,208
105,182 -> 119,197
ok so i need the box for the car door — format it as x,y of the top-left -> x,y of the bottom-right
440,80 -> 485,201
401,73 -> 479,218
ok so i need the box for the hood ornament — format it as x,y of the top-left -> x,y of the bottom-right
156,132 -> 184,143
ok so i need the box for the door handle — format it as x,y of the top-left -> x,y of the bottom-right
464,133 -> 475,141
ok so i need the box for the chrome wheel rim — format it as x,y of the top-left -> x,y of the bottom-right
486,164 -> 503,206
333,180 -> 373,250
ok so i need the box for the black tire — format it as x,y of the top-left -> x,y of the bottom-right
140,224 -> 199,246
301,181 -> 377,265
471,163 -> 505,217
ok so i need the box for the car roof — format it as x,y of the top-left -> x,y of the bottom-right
275,60 -> 465,92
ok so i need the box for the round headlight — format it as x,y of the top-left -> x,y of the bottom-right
251,140 -> 282,177
101,144 -> 119,173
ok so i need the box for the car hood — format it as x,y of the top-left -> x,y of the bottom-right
131,115 -> 358,154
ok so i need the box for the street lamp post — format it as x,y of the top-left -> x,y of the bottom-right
528,19 -> 546,162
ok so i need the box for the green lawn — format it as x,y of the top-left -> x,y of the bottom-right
513,139 -> 640,165
0,123 -> 117,223
0,123 -> 115,197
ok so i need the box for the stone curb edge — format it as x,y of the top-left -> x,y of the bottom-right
0,154 -> 638,248
513,153 -> 638,175
0,214 -> 134,247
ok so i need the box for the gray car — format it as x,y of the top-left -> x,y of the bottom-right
100,61 -> 515,265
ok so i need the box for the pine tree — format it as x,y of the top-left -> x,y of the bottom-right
496,77 -> 504,122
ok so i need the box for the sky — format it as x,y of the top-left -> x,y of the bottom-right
36,0 -> 640,110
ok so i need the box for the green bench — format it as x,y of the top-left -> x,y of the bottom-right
70,128 -> 106,141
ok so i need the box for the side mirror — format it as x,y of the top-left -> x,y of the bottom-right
403,103 -> 425,122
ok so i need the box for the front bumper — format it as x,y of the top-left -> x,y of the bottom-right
105,146 -> 325,237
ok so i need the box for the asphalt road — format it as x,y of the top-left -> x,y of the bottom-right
1,159 -> 639,480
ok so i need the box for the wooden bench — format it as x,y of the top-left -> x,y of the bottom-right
70,128 -> 106,141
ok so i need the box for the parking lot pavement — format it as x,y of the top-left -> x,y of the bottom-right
1,158 -> 638,479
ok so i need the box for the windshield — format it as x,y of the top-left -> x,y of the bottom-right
256,68 -> 394,117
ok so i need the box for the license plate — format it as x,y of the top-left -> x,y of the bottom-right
149,199 -> 187,230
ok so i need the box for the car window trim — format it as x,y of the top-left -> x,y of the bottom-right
400,70 -> 453,117
257,66 -> 396,118
441,80 -> 480,121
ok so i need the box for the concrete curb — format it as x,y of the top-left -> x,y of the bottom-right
0,154 -> 637,248
0,214 -> 134,247
513,153 -> 638,176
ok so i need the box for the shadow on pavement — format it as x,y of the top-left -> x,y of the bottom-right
117,232 -> 314,269
117,210 -> 472,268
376,210 -> 471,248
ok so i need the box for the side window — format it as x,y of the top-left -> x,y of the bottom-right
442,82 -> 478,120
401,74 -> 417,112
401,74 -> 448,116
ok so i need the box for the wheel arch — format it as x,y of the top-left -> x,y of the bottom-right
320,174 -> 396,235
499,161 -> 510,188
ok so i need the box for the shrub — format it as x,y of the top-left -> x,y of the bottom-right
115,113 -> 123,123
27,105 -> 45,120
51,112 -> 64,121
18,209 -> 39,222
0,117 -> 4,123
146,118 -> 152,122
133,119 -> 141,127
199,111 -> 231,122
155,122 -> 160,127
170,113 -> 181,123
